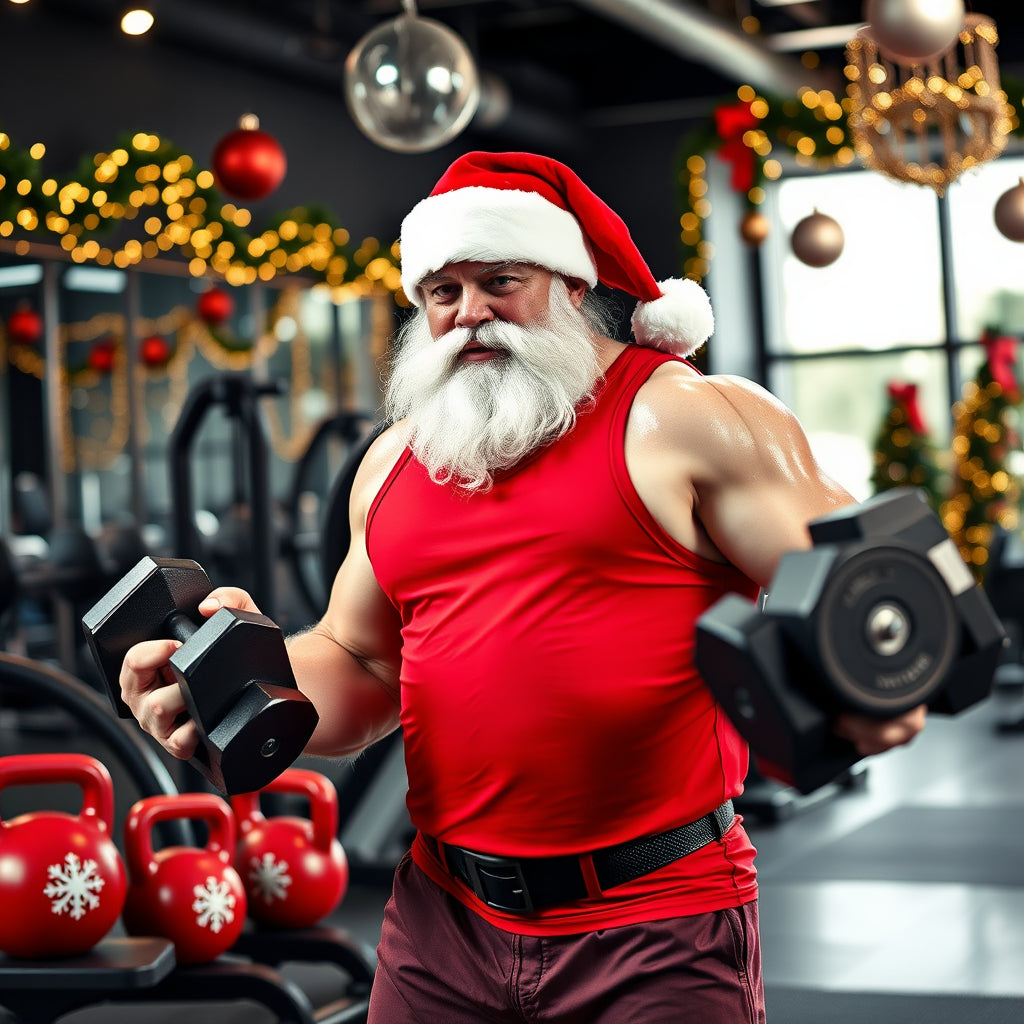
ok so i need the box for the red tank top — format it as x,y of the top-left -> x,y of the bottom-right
366,344 -> 759,934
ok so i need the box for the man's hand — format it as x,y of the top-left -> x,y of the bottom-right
118,586 -> 261,762
833,703 -> 927,757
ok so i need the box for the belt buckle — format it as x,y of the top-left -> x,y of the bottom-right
461,850 -> 535,914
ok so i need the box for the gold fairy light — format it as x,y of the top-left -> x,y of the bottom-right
845,14 -> 1013,195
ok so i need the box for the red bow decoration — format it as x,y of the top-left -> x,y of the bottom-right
982,330 -> 1021,402
714,100 -> 758,194
887,381 -> 928,434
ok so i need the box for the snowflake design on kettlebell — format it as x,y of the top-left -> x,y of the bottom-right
248,852 -> 292,903
43,852 -> 106,919
191,876 -> 237,933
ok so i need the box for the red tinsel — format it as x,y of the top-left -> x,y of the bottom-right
887,381 -> 928,434
714,100 -> 758,194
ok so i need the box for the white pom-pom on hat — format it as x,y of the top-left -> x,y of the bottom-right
631,278 -> 715,359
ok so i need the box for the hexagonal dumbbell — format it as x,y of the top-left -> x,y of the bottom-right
82,556 -> 319,795
695,488 -> 1006,794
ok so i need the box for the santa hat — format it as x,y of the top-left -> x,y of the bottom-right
399,151 -> 714,358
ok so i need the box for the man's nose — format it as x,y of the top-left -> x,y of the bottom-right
454,286 -> 494,328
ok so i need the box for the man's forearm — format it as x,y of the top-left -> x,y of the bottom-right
286,627 -> 402,758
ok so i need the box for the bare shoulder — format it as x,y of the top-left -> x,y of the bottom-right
627,362 -> 854,582
350,421 -> 412,517
633,364 -> 810,479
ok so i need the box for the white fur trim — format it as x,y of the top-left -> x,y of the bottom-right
630,278 -> 714,358
400,186 -> 597,303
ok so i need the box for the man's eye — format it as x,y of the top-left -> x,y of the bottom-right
490,275 -> 517,288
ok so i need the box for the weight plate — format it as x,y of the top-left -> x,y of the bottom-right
814,544 -> 959,716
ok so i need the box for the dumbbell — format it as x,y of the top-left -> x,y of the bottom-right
81,555 -> 319,795
695,488 -> 1006,794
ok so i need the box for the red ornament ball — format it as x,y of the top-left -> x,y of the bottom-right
88,341 -> 116,374
196,287 -> 235,327
211,116 -> 287,202
140,335 -> 171,367
6,306 -> 43,345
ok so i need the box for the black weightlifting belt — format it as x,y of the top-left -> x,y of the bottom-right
423,799 -> 735,915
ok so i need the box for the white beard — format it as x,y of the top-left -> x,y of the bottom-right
385,281 -> 603,491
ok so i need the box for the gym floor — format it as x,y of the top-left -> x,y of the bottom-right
1,686 -> 1022,1023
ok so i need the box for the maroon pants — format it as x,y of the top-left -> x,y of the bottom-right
368,853 -> 765,1023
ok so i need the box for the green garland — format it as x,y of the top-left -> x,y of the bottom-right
674,75 -> 1024,281
0,129 -> 404,297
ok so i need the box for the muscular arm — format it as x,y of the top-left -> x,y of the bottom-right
626,362 -> 925,754
285,424 -> 407,757
120,424 -> 408,764
627,363 -> 853,586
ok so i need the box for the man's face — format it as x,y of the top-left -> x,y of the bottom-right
418,261 -> 586,347
386,263 -> 601,492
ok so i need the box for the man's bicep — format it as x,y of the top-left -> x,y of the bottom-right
693,378 -> 855,587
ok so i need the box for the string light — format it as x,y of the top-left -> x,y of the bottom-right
845,14 -> 1013,195
0,129 -> 406,301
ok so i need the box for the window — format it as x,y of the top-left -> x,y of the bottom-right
754,156 -> 1024,500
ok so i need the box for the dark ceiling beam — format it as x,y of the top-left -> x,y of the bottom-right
574,0 -> 841,95
53,0 -> 580,148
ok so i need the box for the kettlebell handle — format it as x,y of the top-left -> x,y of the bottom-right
0,753 -> 115,833
125,792 -> 237,881
231,768 -> 339,852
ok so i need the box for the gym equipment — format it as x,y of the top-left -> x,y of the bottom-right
0,659 -> 373,1024
169,373 -> 282,619
0,753 -> 127,959
319,418 -> 391,598
0,527 -> 104,617
284,410 -> 377,617
0,651 -> 194,844
981,526 -> 1024,730
231,767 -> 349,929
81,555 -> 319,796
696,488 -> 1005,794
123,792 -> 247,964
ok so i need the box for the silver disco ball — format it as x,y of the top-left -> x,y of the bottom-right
344,13 -> 480,154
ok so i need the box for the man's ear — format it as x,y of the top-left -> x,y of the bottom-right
563,276 -> 588,308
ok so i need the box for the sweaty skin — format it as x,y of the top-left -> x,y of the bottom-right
119,261 -> 925,765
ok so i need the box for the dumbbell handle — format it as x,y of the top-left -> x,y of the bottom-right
165,610 -> 200,644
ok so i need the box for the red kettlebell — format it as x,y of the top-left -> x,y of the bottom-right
231,768 -> 349,929
123,793 -> 246,964
0,753 -> 126,958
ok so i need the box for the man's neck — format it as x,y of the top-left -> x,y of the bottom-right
594,336 -> 628,375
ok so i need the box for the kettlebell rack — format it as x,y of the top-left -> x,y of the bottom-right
0,653 -> 374,1024
0,928 -> 373,1024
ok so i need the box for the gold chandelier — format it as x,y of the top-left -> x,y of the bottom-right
844,14 -> 1014,195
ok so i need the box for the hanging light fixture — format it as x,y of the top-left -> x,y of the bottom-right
343,0 -> 480,154
844,13 -> 1013,195
120,7 -> 155,36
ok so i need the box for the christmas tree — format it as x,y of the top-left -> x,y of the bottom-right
871,381 -> 945,509
941,330 -> 1023,579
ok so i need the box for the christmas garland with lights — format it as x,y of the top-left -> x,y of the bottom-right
675,74 -> 1024,281
0,129 -> 405,299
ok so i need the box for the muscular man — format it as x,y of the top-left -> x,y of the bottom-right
122,152 -> 925,1022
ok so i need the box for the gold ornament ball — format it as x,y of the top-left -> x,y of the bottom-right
994,179 -> 1024,243
739,210 -> 770,247
791,210 -> 845,268
864,0 -> 965,64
